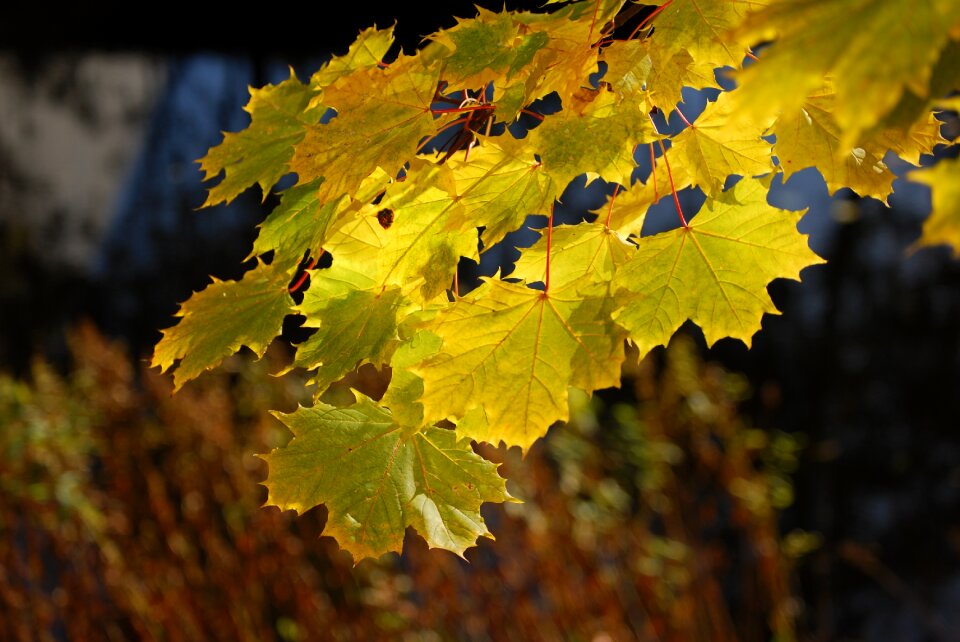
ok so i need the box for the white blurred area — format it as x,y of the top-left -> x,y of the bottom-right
0,55 -> 166,269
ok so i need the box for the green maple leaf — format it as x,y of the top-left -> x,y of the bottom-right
291,55 -> 439,204
260,394 -> 513,561
249,179 -> 345,272
527,88 -> 655,188
614,178 -> 823,356
199,71 -> 324,206
289,264 -> 408,394
153,261 -> 293,390
732,0 -> 960,148
412,278 -> 626,450
909,156 -> 960,257
668,92 -> 774,196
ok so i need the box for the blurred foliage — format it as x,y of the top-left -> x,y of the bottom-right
0,326 -> 808,641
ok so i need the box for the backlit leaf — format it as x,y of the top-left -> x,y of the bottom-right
200,71 -> 324,206
153,261 -> 293,390
614,178 -> 823,355
412,279 -> 626,450
261,394 -> 513,561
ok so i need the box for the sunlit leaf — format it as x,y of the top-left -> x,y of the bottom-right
153,261 -> 293,390
261,394 -> 513,561
614,178 -> 823,355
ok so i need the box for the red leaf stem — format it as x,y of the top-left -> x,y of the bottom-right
289,252 -> 325,293
605,183 -> 621,229
628,0 -> 672,41
656,139 -> 687,228
545,203 -> 555,294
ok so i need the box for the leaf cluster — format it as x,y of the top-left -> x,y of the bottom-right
154,0 -> 960,561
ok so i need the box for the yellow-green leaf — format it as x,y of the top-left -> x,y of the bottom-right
412,279 -> 626,450
447,137 -> 555,248
291,55 -> 439,204
526,88 -> 654,188
200,71 -> 324,206
152,261 -> 293,390
290,264 -> 409,394
511,222 -> 634,290
614,178 -> 823,355
773,85 -> 944,203
260,395 -> 513,561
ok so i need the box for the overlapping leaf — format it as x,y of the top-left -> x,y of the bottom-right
261,395 -> 513,561
446,137 -> 555,247
160,0 -> 952,562
668,92 -> 773,196
772,86 -> 944,203
614,178 -> 823,356
511,222 -> 634,290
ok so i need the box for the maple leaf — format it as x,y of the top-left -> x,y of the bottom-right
731,0 -> 960,148
495,1 -> 622,115
600,39 -> 653,102
199,71 -> 324,206
634,0 -> 756,107
412,279 -> 626,451
667,91 -> 773,196
649,0 -> 759,72
152,261 -> 292,390
249,179 -> 345,271
908,156 -> 960,257
526,88 -> 655,188
250,169 -> 393,272
614,178 -> 823,356
260,394 -> 513,561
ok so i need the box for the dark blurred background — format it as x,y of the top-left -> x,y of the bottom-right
2,4 -> 959,641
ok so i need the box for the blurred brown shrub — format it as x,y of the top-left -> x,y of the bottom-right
0,325 -> 808,641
